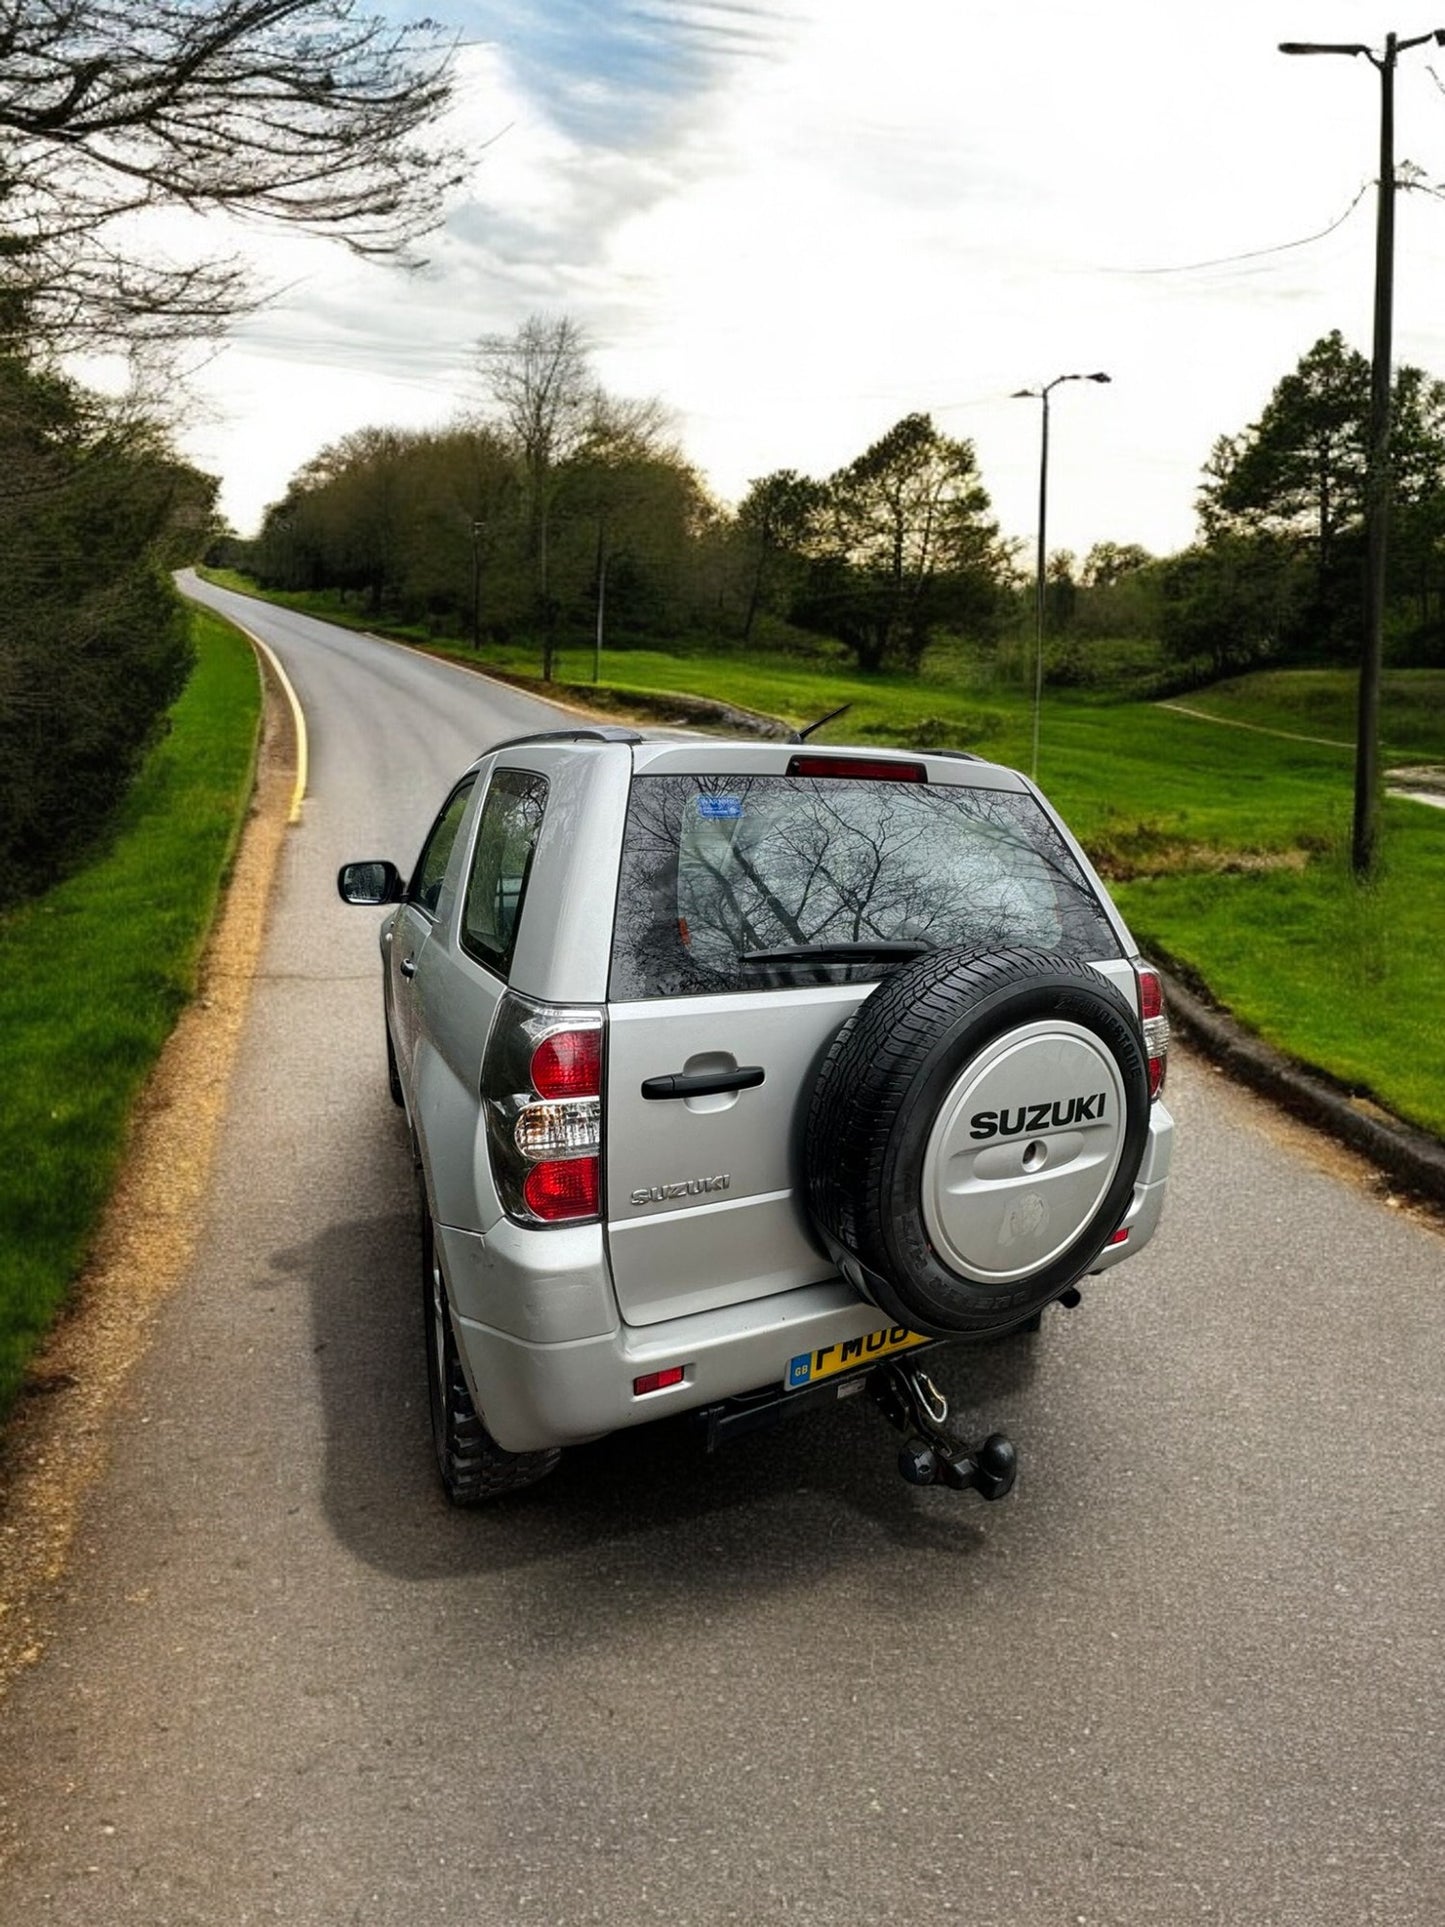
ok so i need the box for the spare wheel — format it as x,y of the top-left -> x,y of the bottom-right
805,948 -> 1150,1338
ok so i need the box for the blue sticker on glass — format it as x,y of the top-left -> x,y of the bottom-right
697,795 -> 742,820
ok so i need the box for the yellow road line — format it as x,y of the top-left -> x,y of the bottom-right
236,622 -> 308,824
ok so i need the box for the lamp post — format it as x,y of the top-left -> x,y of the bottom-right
1012,371 -> 1111,780
1281,27 -> 1445,877
469,517 -> 484,651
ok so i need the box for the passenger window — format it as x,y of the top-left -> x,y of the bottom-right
461,770 -> 549,976
408,778 -> 476,917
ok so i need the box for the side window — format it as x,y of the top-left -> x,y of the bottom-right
460,769 -> 549,977
408,778 -> 476,917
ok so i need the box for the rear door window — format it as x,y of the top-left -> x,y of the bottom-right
610,774 -> 1120,1000
460,769 -> 549,978
407,777 -> 476,917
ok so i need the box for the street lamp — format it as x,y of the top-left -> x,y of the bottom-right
1012,371 -> 1111,780
1281,26 -> 1445,877
469,517 -> 484,652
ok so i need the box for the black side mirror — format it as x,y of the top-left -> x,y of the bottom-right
337,860 -> 404,905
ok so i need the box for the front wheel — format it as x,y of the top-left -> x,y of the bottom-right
421,1213 -> 560,1504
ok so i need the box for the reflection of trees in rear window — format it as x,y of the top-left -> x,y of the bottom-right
610,777 -> 1119,1000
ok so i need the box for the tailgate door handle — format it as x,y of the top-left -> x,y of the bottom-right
641,1066 -> 765,1101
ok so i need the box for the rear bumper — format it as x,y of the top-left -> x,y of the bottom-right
452,1098 -> 1175,1453
455,1275 -> 877,1451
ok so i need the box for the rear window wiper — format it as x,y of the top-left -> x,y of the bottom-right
737,940 -> 932,965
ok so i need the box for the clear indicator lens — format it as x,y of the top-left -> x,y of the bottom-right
514,1098 -> 601,1161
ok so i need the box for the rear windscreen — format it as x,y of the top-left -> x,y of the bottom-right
609,774 -> 1122,1000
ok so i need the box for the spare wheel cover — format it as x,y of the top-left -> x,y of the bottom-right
804,948 -> 1151,1338
919,1017 -> 1128,1284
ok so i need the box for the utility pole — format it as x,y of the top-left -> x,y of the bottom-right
470,517 -> 484,651
1281,26 -> 1445,876
1011,371 -> 1111,781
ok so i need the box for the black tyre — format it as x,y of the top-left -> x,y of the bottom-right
385,1022 -> 404,1107
421,1213 -> 560,1503
806,948 -> 1150,1339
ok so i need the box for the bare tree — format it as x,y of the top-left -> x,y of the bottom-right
477,314 -> 593,679
0,0 -> 464,346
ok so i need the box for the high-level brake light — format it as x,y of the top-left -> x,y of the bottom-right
786,754 -> 927,783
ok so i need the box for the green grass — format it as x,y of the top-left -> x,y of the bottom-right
0,607 -> 262,1417
1165,668 -> 1445,762
471,645 -> 1445,1137
203,571 -> 1445,1141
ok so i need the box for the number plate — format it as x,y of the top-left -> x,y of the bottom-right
786,1324 -> 929,1389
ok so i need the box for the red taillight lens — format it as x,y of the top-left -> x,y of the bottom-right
531,1028 -> 602,1099
1136,964 -> 1170,1099
522,1156 -> 600,1222
787,754 -> 927,782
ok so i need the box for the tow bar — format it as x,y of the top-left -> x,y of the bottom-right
868,1358 -> 1018,1501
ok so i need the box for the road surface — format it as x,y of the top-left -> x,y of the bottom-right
1,579 -> 1440,1925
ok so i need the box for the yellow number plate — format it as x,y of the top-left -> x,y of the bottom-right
786,1325 -> 929,1389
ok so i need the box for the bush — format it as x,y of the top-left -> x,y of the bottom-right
0,353 -> 210,906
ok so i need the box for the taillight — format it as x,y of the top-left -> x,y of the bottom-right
531,1029 -> 601,1100
481,993 -> 603,1225
1135,963 -> 1170,1099
523,1157 -> 600,1221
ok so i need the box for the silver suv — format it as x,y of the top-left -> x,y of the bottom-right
339,728 -> 1174,1503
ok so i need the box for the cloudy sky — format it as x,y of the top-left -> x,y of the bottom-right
180,0 -> 1445,562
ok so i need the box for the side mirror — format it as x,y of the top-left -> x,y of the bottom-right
337,860 -> 404,906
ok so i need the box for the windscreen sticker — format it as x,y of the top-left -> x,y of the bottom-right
696,795 -> 743,820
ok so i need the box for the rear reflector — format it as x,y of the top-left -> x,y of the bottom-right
633,1366 -> 686,1397
1107,1227 -> 1129,1247
522,1156 -> 600,1222
787,754 -> 927,783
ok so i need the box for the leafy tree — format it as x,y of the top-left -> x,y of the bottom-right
1157,532 -> 1306,680
0,354 -> 209,903
1199,331 -> 1445,655
797,413 -> 1006,672
733,469 -> 823,641
0,0 -> 462,347
1081,541 -> 1153,589
1200,332 -> 1371,577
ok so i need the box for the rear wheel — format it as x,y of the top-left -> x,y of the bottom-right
421,1213 -> 560,1503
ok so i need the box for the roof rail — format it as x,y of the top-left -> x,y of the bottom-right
481,726 -> 645,755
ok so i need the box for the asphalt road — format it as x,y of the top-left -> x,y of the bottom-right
1,581 -> 1441,1925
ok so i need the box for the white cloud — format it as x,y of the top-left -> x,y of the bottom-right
179,1 -> 1445,561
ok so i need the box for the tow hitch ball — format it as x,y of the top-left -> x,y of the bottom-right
867,1359 -> 1018,1502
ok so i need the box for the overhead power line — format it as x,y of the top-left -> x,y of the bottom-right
1107,181 -> 1372,276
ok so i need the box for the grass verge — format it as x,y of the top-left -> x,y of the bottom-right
0,606 -> 262,1418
